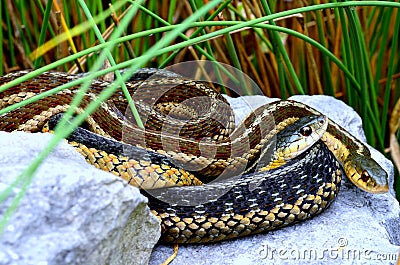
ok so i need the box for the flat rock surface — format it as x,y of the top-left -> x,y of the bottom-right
149,95 -> 400,265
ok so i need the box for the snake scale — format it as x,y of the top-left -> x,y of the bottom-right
0,69 -> 388,244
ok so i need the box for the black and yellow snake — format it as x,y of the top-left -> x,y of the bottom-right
0,70 -> 388,243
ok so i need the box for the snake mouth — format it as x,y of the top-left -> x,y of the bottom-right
369,183 -> 389,194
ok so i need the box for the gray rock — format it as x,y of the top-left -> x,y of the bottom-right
149,95 -> 400,265
0,132 -> 160,265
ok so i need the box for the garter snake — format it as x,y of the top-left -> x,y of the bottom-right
0,70 -> 388,244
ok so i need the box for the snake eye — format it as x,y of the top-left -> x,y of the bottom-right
360,170 -> 370,182
300,126 -> 312,137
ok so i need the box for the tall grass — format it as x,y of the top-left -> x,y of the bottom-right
1,0 -> 400,230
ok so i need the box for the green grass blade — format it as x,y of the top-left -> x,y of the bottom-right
159,0 -> 233,68
78,0 -> 145,129
260,0 -> 304,95
381,9 -> 400,139
33,0 -> 53,69
0,0 -> 3,75
337,5 -> 354,105
314,6 -> 334,96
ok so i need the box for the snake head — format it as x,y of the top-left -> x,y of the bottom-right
259,115 -> 328,172
344,155 -> 389,194
276,115 -> 328,159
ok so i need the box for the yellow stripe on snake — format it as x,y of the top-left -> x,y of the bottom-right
0,70 -> 388,244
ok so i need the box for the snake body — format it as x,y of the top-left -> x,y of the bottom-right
0,70 -> 388,243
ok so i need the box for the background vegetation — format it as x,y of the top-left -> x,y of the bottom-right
0,1 -> 399,205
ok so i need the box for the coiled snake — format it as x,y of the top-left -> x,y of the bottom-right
0,70 -> 388,244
